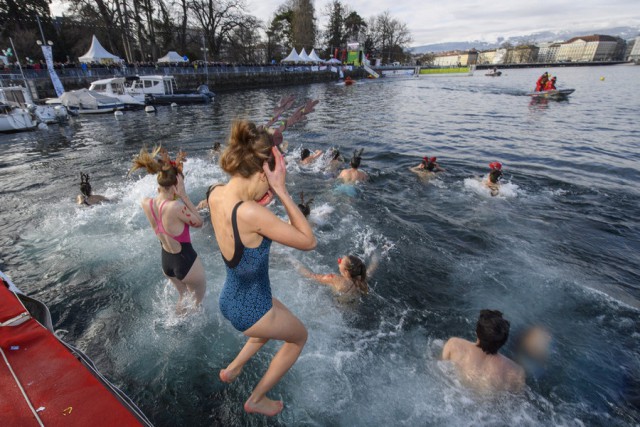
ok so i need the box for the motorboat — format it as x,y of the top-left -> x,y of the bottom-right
0,85 -> 68,125
125,75 -> 214,105
88,77 -> 145,109
527,89 -> 575,100
485,69 -> 502,77
0,270 -> 153,426
48,89 -> 125,114
0,103 -> 37,133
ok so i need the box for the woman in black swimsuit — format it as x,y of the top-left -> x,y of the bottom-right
131,147 -> 206,314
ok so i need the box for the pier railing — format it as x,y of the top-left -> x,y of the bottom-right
0,64 -> 333,81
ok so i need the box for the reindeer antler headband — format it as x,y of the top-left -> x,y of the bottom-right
259,95 -> 320,147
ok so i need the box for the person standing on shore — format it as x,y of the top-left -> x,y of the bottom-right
208,120 -> 316,417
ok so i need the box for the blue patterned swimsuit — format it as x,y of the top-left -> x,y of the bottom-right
219,201 -> 273,332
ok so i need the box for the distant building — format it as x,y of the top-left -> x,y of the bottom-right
493,48 -> 508,64
629,37 -> 640,62
433,50 -> 478,67
506,45 -> 539,64
537,42 -> 561,63
556,35 -> 620,62
477,50 -> 496,65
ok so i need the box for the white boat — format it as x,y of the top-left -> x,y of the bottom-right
48,89 -> 125,115
0,84 -> 69,125
88,77 -> 145,109
125,75 -> 214,105
0,103 -> 37,133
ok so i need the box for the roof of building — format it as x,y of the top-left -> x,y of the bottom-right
565,34 -> 619,44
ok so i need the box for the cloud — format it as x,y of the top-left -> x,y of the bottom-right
51,0 -> 640,46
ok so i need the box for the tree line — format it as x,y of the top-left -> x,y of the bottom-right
0,0 -> 412,65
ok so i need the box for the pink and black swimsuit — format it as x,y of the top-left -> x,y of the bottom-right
150,199 -> 197,280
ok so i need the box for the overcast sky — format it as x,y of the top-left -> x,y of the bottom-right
51,0 -> 640,47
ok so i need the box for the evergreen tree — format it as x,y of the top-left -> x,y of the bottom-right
291,0 -> 315,51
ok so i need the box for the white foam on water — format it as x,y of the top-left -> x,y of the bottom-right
463,176 -> 521,198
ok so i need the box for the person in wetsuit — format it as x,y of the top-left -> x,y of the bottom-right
535,72 -> 549,92
544,76 -> 557,91
486,161 -> 503,196
131,147 -> 206,314
207,120 -> 316,417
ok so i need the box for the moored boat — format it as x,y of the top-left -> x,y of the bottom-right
125,75 -> 214,105
88,77 -> 145,109
0,270 -> 153,426
49,89 -> 125,115
0,85 -> 69,125
0,103 -> 37,133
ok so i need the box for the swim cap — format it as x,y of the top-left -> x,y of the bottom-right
430,157 -> 436,163
489,162 -> 502,170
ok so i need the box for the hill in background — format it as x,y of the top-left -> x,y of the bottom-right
410,26 -> 640,53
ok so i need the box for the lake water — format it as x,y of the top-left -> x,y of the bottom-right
1,64 -> 639,426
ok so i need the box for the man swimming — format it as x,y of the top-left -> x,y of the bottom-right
442,309 -> 525,392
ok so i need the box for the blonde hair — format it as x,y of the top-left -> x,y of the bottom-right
219,120 -> 274,177
130,146 -> 184,187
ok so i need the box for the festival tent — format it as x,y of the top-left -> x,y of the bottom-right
326,57 -> 342,64
157,51 -> 187,63
281,48 -> 302,63
78,35 -> 122,63
298,48 -> 312,63
308,49 -> 323,63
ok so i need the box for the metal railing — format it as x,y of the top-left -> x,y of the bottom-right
0,64 -> 335,80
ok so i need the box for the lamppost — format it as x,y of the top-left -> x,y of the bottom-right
201,35 -> 209,85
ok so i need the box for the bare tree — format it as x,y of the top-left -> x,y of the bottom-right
189,0 -> 248,60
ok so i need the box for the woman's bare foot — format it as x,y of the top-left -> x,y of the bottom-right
219,366 -> 242,383
244,397 -> 284,417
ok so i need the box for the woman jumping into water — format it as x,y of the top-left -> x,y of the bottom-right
207,120 -> 316,417
131,147 -> 206,314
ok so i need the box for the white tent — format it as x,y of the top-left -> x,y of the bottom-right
298,48 -> 312,62
157,51 -> 187,63
308,49 -> 323,63
326,58 -> 342,64
281,48 -> 302,63
78,35 -> 122,63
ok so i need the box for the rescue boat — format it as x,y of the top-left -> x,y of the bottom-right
0,271 -> 153,426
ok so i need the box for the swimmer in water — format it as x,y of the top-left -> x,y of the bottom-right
297,191 -> 314,217
485,161 -> 503,196
327,148 -> 344,173
130,147 -> 206,315
300,148 -> 323,165
296,254 -> 377,297
76,173 -> 109,206
515,325 -> 552,379
207,119 -> 316,417
410,156 -> 446,178
442,309 -> 525,392
338,148 -> 368,183
210,141 -> 223,159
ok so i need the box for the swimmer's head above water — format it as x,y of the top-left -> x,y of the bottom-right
80,172 -> 92,197
489,161 -> 502,171
350,148 -> 364,169
476,309 -> 510,354
338,254 -> 368,294
301,148 -> 311,161
297,191 -> 314,217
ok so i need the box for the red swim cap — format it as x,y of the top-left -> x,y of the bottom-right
491,162 -> 502,170
430,157 -> 436,162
